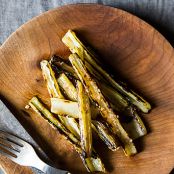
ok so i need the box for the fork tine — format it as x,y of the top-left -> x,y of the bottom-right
0,139 -> 20,157
0,144 -> 17,160
0,137 -> 20,152
0,130 -> 25,147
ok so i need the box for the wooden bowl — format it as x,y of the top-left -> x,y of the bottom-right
0,4 -> 174,174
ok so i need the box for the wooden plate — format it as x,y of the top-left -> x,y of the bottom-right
0,4 -> 174,174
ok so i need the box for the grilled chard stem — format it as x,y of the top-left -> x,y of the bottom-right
99,82 -> 128,111
51,98 -> 120,151
51,98 -> 79,118
92,121 -> 120,151
57,73 -> 99,119
77,81 -> 92,157
51,59 -> 147,140
40,60 -> 64,99
28,97 -> 79,145
69,53 -> 137,156
57,73 -> 77,101
99,83 -> 147,139
55,71 -> 120,150
62,30 -> 151,113
51,57 -> 79,79
27,97 -> 105,172
121,107 -> 147,140
40,60 -> 79,138
58,116 -> 80,139
50,97 -> 99,121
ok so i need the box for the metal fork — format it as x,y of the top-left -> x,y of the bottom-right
0,130 -> 70,174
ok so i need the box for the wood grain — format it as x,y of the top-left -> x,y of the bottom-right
0,4 -> 174,174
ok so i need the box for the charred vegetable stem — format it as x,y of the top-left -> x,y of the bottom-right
40,60 -> 64,99
54,69 -> 120,150
92,121 -> 120,151
58,116 -> 80,139
57,73 -> 77,101
28,97 -> 105,173
51,58 -> 147,140
77,81 -> 92,157
99,83 -> 147,139
40,60 -> 80,138
28,97 -> 79,145
69,53 -> 137,156
57,72 -> 99,120
51,57 -> 79,79
51,98 -> 79,118
99,82 -> 128,111
122,107 -> 147,140
62,30 -> 151,113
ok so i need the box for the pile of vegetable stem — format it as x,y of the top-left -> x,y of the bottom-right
26,30 -> 151,172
